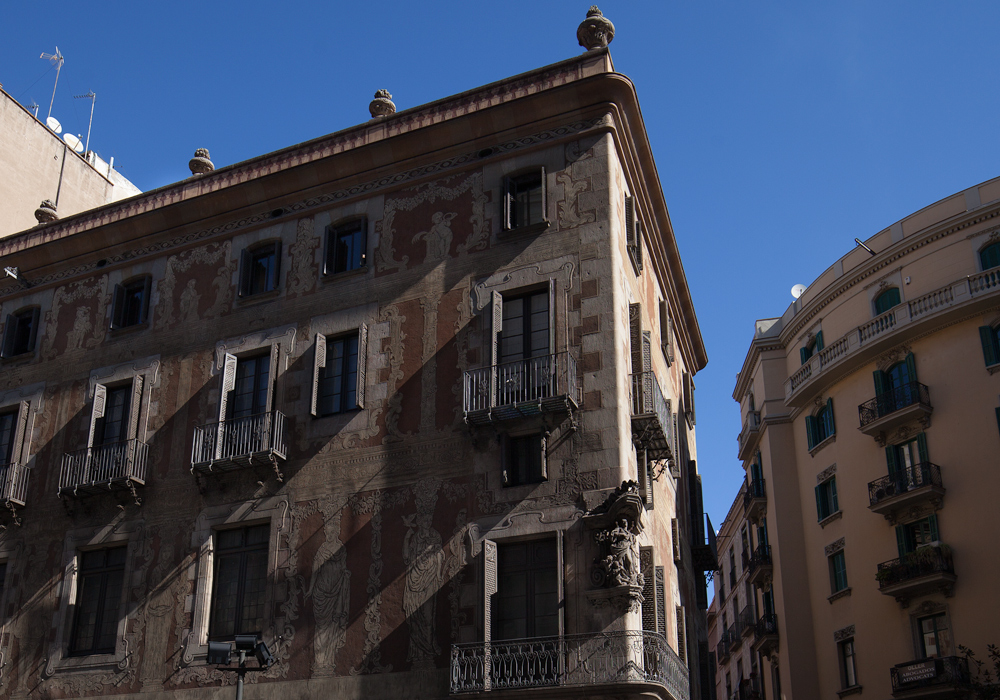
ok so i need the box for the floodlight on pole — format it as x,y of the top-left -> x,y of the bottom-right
39,47 -> 64,122
206,635 -> 275,700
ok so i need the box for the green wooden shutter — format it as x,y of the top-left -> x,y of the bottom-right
815,331 -> 824,351
830,477 -> 839,513
873,369 -> 887,396
916,433 -> 929,464
815,484 -> 824,521
800,346 -> 810,365
895,526 -> 906,558
904,352 -> 917,384
996,407 -> 1000,436
928,514 -> 939,543
885,444 -> 899,474
825,398 -> 836,436
805,416 -> 817,450
980,326 -> 1000,366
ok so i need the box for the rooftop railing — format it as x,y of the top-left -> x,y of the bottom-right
59,439 -> 148,497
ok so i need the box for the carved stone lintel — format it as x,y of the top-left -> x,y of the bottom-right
188,149 -> 214,175
586,584 -> 644,613
834,625 -> 855,642
824,538 -> 846,557
34,199 -> 58,223
369,89 -> 396,118
577,6 -> 615,51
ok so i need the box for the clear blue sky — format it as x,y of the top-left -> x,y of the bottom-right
3,1 -> 999,530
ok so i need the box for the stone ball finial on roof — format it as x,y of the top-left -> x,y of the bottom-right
189,148 -> 215,175
577,6 -> 615,51
34,199 -> 58,224
369,90 -> 396,118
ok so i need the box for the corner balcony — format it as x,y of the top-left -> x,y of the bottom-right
747,544 -> 772,588
464,353 -> 579,425
0,461 -> 29,507
876,544 -> 956,605
629,371 -> 673,461
191,411 -> 288,476
868,463 -> 945,521
450,631 -> 689,700
890,656 -> 969,698
751,613 -> 778,657
858,382 -> 932,439
736,410 -> 761,461
59,439 -> 149,499
743,478 -> 766,523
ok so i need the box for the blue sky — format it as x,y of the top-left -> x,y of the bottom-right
3,1 -> 999,530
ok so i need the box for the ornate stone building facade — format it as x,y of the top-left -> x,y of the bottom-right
0,14 -> 711,700
725,175 -> 1000,698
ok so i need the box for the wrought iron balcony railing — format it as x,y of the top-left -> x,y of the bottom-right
743,478 -> 766,523
739,606 -> 755,637
716,636 -> 730,664
463,352 -> 579,424
753,613 -> 778,655
890,656 -> 969,696
868,463 -> 943,507
0,461 -> 28,506
737,410 -> 761,460
450,631 -> 689,700
59,439 -> 149,497
859,381 -> 931,428
629,371 -> 673,461
191,410 -> 288,474
727,623 -> 742,651
747,544 -> 772,583
876,544 -> 954,591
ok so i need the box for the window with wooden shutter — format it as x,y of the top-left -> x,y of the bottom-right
240,242 -> 281,296
675,605 -> 687,664
655,566 -> 666,635
979,326 -> 1000,367
640,548 -> 656,633
125,375 -> 144,443
88,384 -> 107,450
625,194 -> 643,275
112,276 -> 152,329
482,539 -> 497,644
503,169 -> 546,231
356,323 -> 368,409
216,353 -> 238,460
671,519 -> 681,563
2,307 -> 40,358
310,334 -> 326,417
658,301 -> 673,365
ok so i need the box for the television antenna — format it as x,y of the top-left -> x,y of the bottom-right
45,116 -> 62,134
63,133 -> 84,153
39,47 -> 64,121
74,91 -> 96,154
27,101 -> 39,118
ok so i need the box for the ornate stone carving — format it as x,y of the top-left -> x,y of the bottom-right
473,257 -> 576,311
833,625 -> 855,642
817,463 -> 837,484
875,343 -> 912,372
584,481 -> 644,611
824,537 -> 845,557
577,6 -> 615,51
42,276 -> 109,359
556,170 -> 596,229
593,517 -> 642,589
287,217 -> 319,297
189,148 -> 214,174
369,89 -> 396,118
34,199 -> 58,223
156,241 -> 236,329
402,480 -> 445,669
307,495 -> 350,675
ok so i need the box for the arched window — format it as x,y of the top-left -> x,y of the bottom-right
806,398 -> 836,450
980,241 -> 1000,271
874,288 -> 901,315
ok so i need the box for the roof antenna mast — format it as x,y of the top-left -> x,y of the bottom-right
39,47 -> 64,122
74,91 -> 96,154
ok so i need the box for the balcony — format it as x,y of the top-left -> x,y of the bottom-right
747,544 -> 772,588
868,463 -> 945,521
743,478 -> 766,523
629,371 -> 673,462
691,513 -> 719,572
0,461 -> 29,507
739,606 -> 755,638
737,410 -> 761,461
716,636 -> 731,665
191,411 -> 288,476
727,624 -> 741,652
752,613 -> 778,657
890,656 -> 969,698
784,270 -> 1000,407
59,439 -> 149,499
450,631 -> 689,700
877,544 -> 956,605
858,382 -> 932,438
463,353 -> 579,425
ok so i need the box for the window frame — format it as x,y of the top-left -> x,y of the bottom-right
873,287 -> 902,316
311,327 -> 368,417
503,168 -> 547,233
978,323 -> 1000,368
208,523 -> 270,641
500,431 -> 548,487
838,637 -> 859,689
815,476 -> 839,522
239,240 -> 282,297
806,398 -> 836,451
1,306 -> 41,358
324,218 -> 368,276
979,240 -> 1000,271
68,545 -> 128,656
624,194 -> 644,275
110,275 -> 152,330
829,549 -> 848,594
800,330 -> 824,365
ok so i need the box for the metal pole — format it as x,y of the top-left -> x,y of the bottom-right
46,58 -> 62,122
236,650 -> 246,700
84,92 -> 95,154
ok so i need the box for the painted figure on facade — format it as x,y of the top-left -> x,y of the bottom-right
402,503 -> 445,668
412,211 -> 456,262
594,517 -> 642,588
307,500 -> 350,674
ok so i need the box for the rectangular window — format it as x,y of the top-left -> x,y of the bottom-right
311,327 -> 368,417
815,477 -> 839,521
500,291 -> 550,362
493,539 -> 558,640
918,613 -> 950,658
111,276 -> 151,329
728,549 -> 736,588
658,301 -> 673,364
325,219 -> 367,274
896,515 -> 939,556
240,242 -> 281,296
501,433 -> 546,486
209,524 -> 269,640
70,547 -> 127,655
625,194 -> 643,273
829,550 -> 848,593
504,170 -> 545,230
806,399 -> 836,449
0,410 -> 16,466
98,385 -> 132,446
979,325 -> 1000,367
839,638 -> 858,688
231,354 -> 271,419
2,307 -> 40,357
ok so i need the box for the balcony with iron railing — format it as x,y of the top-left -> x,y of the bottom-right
868,463 -> 945,519
450,631 -> 689,700
727,623 -> 742,652
890,656 -> 969,698
858,381 -> 932,438
691,512 -> 718,572
463,353 -> 579,425
784,269 -> 1000,407
747,544 -> 772,588
743,478 -> 766,523
876,544 -> 956,605
752,613 -> 778,657
737,411 -> 761,461
629,371 -> 673,462
59,439 -> 149,498
191,411 -> 288,475
0,460 -> 29,507
716,635 -> 731,665
739,606 -> 755,638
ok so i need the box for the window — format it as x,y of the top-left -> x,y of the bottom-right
658,301 -> 674,365
839,638 -> 858,688
239,241 -> 281,296
874,287 -> 901,315
829,550 -> 848,593
806,399 -> 835,450
213,349 -> 280,462
815,477 -> 839,521
625,195 -> 644,273
0,410 -> 18,467
503,170 -> 546,230
493,539 -> 558,640
325,219 -> 367,274
728,549 -> 736,588
981,241 -> 1000,270
230,354 -> 271,419
209,524 -> 269,640
74,378 -> 144,489
683,372 -> 696,425
111,276 -> 151,329
311,327 -> 368,416
896,515 -> 939,556
69,546 -> 127,655
1,307 -> 40,358
500,290 -> 550,363
800,331 -> 824,365
501,432 -> 546,486
978,324 -> 1000,367
918,613 -> 950,658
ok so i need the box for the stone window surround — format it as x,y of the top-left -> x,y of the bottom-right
103,259 -> 161,334
211,325 -> 296,417
0,288 -> 52,362
313,197 -> 381,284
88,356 -> 161,444
230,223 -> 291,306
181,496 -> 290,666
0,382 -> 45,466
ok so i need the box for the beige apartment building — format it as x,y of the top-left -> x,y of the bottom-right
722,176 -> 1000,699
0,10 -> 715,700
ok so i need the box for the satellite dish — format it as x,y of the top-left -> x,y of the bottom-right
63,133 -> 83,153
46,116 -> 62,134
791,284 -> 807,299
